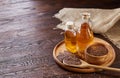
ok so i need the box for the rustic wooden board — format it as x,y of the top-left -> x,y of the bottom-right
0,0 -> 120,78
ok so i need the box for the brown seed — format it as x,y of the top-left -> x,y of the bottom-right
87,43 -> 108,56
57,51 -> 81,65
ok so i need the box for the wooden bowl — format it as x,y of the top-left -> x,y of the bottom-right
85,42 -> 110,65
53,37 -> 116,73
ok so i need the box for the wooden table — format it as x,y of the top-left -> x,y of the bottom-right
0,0 -> 120,78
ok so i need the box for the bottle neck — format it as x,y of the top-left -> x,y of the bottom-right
77,17 -> 91,33
81,17 -> 91,28
82,15 -> 90,22
65,21 -> 75,31
81,13 -> 91,25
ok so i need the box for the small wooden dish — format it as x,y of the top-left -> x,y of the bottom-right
53,37 -> 116,73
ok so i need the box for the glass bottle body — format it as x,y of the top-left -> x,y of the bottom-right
77,22 -> 94,59
65,30 -> 77,53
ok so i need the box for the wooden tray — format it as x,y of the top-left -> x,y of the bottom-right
53,37 -> 116,73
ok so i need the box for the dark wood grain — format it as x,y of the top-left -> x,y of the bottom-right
0,0 -> 119,78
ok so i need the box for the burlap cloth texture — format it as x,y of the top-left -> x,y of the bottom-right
54,8 -> 120,49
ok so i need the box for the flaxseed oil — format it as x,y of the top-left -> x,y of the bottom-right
65,30 -> 77,53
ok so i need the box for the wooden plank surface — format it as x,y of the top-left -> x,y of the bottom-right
0,0 -> 119,78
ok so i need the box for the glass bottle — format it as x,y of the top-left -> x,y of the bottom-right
64,21 -> 77,53
77,13 -> 94,59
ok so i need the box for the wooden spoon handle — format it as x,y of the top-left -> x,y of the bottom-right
88,64 -> 120,72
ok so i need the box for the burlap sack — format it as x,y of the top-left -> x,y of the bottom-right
54,8 -> 120,49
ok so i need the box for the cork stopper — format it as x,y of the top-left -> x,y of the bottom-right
81,12 -> 91,20
65,21 -> 74,30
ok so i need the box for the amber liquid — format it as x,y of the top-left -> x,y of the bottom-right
64,30 -> 77,53
77,23 -> 94,59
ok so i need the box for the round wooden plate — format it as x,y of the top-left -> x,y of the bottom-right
53,37 -> 116,73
